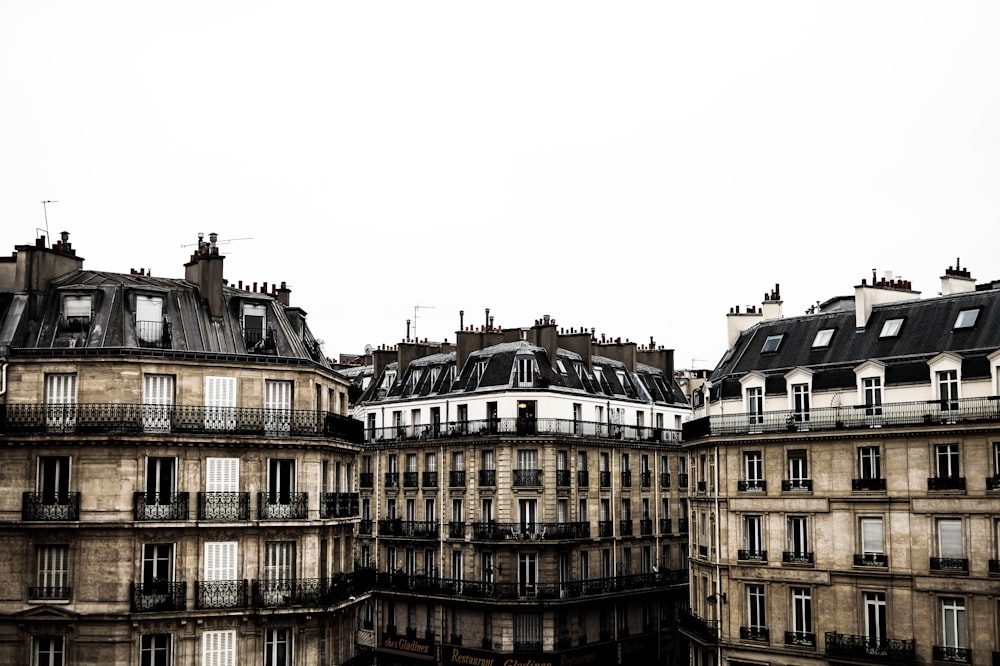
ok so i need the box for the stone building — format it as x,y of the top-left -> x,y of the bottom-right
351,314 -> 692,665
0,233 -> 364,665
681,267 -> 1000,666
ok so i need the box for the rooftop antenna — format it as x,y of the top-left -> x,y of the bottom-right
180,235 -> 253,248
413,304 -> 435,342
40,200 -> 59,246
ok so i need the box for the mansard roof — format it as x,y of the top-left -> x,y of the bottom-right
711,284 -> 1000,386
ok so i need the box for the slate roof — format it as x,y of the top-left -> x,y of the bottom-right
710,284 -> 1000,391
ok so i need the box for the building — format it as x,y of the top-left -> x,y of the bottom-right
682,267 -> 1000,666
0,233 -> 365,665
352,314 -> 692,666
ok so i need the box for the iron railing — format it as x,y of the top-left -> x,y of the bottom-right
479,469 -> 496,486
577,470 -> 589,487
133,492 -> 189,521
22,492 -> 80,521
403,472 -> 418,488
29,586 -> 71,601
825,632 -> 915,662
660,472 -> 671,488
930,557 -> 968,572
928,476 -> 966,491
784,631 -> 816,647
320,492 -> 359,518
470,522 -> 589,541
378,520 -> 439,538
257,492 -> 308,520
853,477 -> 886,491
513,469 -> 541,486
0,403 -> 363,442
598,521 -> 613,538
620,520 -> 634,536
131,581 -> 187,612
677,473 -> 689,488
422,472 -> 438,488
685,395 -> 1000,440
448,521 -> 465,538
556,470 -> 571,486
360,472 -> 374,488
195,579 -> 249,609
678,608 -> 718,642
358,519 -> 372,534
782,551 -> 814,565
449,471 -> 466,487
738,480 -> 766,492
599,471 -> 612,488
365,418 -> 682,445
737,550 -> 767,563
782,479 -> 812,491
740,626 -> 769,641
198,492 -> 251,520
932,646 -> 970,664
854,553 -> 888,567
135,320 -> 172,348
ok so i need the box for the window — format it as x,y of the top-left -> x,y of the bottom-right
264,628 -> 291,666
136,295 -> 165,344
516,356 -> 535,387
206,458 -> 239,494
142,543 -> 175,588
786,516 -> 810,562
45,373 -> 77,431
862,377 -> 882,417
518,499 -> 537,534
863,592 -> 886,643
747,584 -> 766,631
518,553 -> 537,596
761,334 -> 783,353
743,451 -> 764,490
262,542 -> 295,605
790,588 -> 813,639
937,370 -> 959,411
141,634 -> 172,666
859,446 -> 882,481
811,328 -> 834,348
940,598 -> 967,653
32,636 -> 64,666
143,457 -> 177,516
743,515 -> 764,560
143,374 -> 174,432
204,541 -> 238,591
267,458 -> 297,508
746,387 -> 763,426
481,498 -> 493,522
514,613 -> 542,650
954,308 -> 979,329
242,302 -> 267,348
35,545 -> 69,600
204,376 -> 236,430
202,630 -> 236,666
879,318 -> 904,338
37,455 -> 71,503
936,444 -> 960,478
264,380 -> 292,435
787,450 -> 808,489
860,517 -> 884,557
937,518 -> 964,561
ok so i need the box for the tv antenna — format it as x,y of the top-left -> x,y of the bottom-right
413,304 -> 435,342
180,234 -> 254,248
40,200 -> 59,246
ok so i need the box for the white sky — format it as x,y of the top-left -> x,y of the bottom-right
2,2 -> 999,370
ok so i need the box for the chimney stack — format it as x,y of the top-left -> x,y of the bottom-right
941,259 -> 975,296
185,231 -> 226,318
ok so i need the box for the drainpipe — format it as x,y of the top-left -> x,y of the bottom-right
0,362 -> 7,396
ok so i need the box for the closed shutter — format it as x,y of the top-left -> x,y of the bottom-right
202,630 -> 236,666
206,458 -> 239,493
204,542 -> 238,581
45,374 -> 77,431
205,377 -> 236,430
143,374 -> 174,432
264,380 -> 292,434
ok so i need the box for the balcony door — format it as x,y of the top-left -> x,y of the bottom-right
143,374 -> 174,433
264,380 -> 292,435
205,376 -> 237,430
863,592 -> 886,646
263,542 -> 295,606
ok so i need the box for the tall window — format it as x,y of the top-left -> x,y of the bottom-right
264,380 -> 292,435
790,588 -> 813,640
787,451 -> 808,488
264,628 -> 291,666
743,515 -> 764,559
936,444 -> 960,478
204,542 -> 238,589
35,545 -> 69,600
747,584 -> 766,631
135,295 -> 165,344
859,446 -> 881,479
863,592 -> 886,644
514,613 -> 542,650
940,598 -> 967,654
860,517 -> 884,557
937,370 -> 959,411
204,376 -> 236,430
141,634 -> 171,666
143,457 -> 177,516
516,356 -> 535,387
863,377 -> 882,417
937,518 -> 964,562
32,636 -> 64,666
787,516 -> 809,560
263,542 -> 295,605
45,373 -> 77,431
481,498 -> 493,522
518,553 -> 537,595
267,459 -> 296,505
792,384 -> 810,423
746,387 -> 763,426
202,630 -> 236,666
743,451 -> 764,489
143,374 -> 174,432
37,456 -> 71,504
242,303 -> 267,348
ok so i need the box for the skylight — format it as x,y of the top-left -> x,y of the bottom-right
954,308 -> 980,329
761,334 -> 783,353
880,318 -> 904,338
811,328 -> 834,348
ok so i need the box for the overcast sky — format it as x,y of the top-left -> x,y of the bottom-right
2,2 -> 998,370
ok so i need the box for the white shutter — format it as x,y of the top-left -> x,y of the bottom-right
205,377 -> 236,430
861,518 -> 884,554
143,374 -> 174,432
204,542 -> 238,581
202,629 -> 236,666
45,374 -> 77,431
939,520 -> 963,559
265,542 -> 294,581
206,458 -> 239,493
63,295 -> 91,318
264,380 -> 292,435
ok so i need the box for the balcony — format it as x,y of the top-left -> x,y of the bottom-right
782,479 -> 813,491
448,521 -> 465,538
136,320 -> 172,348
621,471 -> 632,487
556,470 -> 571,487
134,492 -> 189,521
825,632 -> 915,662
257,492 -> 308,520
640,471 -> 652,488
782,551 -> 814,565
639,519 -> 654,536
737,550 -> 767,563
421,471 -> 438,488
784,631 -> 816,648
677,473 -> 689,489
740,626 -> 769,641
599,471 -> 612,488
513,469 -> 541,487
29,586 -> 71,601
195,579 -> 249,609
131,581 -> 186,612
363,416 -> 682,444
198,492 -> 250,521
479,469 -> 496,487
253,578 -> 328,608
384,472 -> 399,489
403,472 -> 418,488
659,518 -> 672,533
932,646 -> 970,664
577,470 -> 589,487
598,520 -> 614,538
660,472 -> 671,488
320,492 -> 359,518
378,519 -> 439,538
677,518 -> 689,533
930,557 -> 968,572
854,553 -> 888,567
678,608 -> 718,643
360,472 -> 374,488
470,521 -> 588,541
928,476 -> 966,491
853,477 -> 887,491
619,520 -> 634,536
449,471 -> 466,488
22,492 -> 81,521
738,480 -> 766,492
358,519 -> 373,535
0,402 -> 363,442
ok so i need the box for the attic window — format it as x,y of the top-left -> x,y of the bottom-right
242,303 -> 267,345
811,328 -> 834,348
135,295 -> 165,345
516,356 -> 536,387
63,294 -> 93,327
761,334 -> 783,353
879,318 -> 904,338
954,308 -> 980,329
556,359 -> 567,375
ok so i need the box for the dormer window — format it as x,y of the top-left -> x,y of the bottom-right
135,295 -> 165,346
242,303 -> 273,352
63,294 -> 92,330
954,308 -> 980,329
811,329 -> 834,348
468,360 -> 488,389
761,334 -> 783,353
516,356 -> 536,387
879,318 -> 904,338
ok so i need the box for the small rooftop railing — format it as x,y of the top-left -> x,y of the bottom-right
684,396 -> 1000,440
365,418 -> 682,445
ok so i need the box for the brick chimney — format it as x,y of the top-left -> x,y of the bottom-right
940,259 -> 975,296
854,269 -> 919,328
557,328 -> 593,372
184,232 -> 226,319
761,283 -> 783,320
5,232 -> 83,294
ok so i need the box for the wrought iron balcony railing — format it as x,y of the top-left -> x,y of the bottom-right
384,472 -> 399,488
577,470 -> 589,487
853,477 -> 887,491
136,320 -> 172,348
932,646 -> 971,664
782,479 -> 812,491
824,632 -> 915,662
599,471 -> 612,488
784,631 -> 816,648
403,472 -> 418,488
479,469 -> 496,487
928,476 -> 966,491
738,480 -> 766,492
678,608 -> 718,643
29,586 -> 71,601
622,471 -> 633,487
378,519 -> 439,538
685,395 -> 1000,440
257,492 -> 308,520
253,578 -> 327,608
990,559 -> 1000,574
660,472 -> 670,488
737,549 -> 767,563
556,470 -> 571,487
677,473 -> 688,488
697,481 -> 707,492
364,417 -> 683,445
620,520 -> 634,536
198,492 -> 250,521
782,551 -> 814,565
360,472 -> 374,488
421,472 -> 438,488
660,518 -> 672,533
930,557 -> 968,572
448,521 -> 465,538
134,492 -> 189,521
677,518 -> 689,533
639,519 -> 654,535
320,492 -> 359,518
22,492 -> 81,521
0,403 -> 362,442
640,471 -> 652,487
449,471 -> 466,488
470,521 -> 588,541
131,580 -> 186,612
513,469 -> 541,487
740,626 -> 769,641
598,521 -> 613,538
358,519 -> 373,535
854,553 -> 888,567
195,579 -> 249,609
